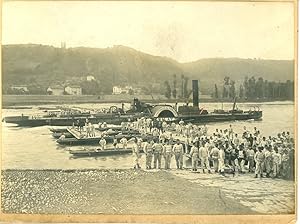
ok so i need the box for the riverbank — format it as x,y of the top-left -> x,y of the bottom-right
1,169 -> 256,215
2,94 -> 294,107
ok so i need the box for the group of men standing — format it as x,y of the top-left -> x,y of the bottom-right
132,138 -> 184,170
128,118 -> 294,180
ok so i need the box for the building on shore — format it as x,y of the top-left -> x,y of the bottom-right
64,85 -> 82,95
86,75 -> 95,82
47,85 -> 82,95
10,85 -> 29,93
47,86 -> 65,95
112,85 -> 133,95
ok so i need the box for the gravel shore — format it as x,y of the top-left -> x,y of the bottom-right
1,169 -> 255,215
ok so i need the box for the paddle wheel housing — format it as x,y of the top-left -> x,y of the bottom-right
151,105 -> 178,118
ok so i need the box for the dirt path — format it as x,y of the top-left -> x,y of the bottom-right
1,169 -> 255,214
170,170 -> 295,214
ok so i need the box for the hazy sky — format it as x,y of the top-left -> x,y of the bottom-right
3,1 -> 295,62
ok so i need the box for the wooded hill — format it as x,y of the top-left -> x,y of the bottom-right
2,44 -> 294,95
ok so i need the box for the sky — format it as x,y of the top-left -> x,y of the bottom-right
2,1 -> 295,62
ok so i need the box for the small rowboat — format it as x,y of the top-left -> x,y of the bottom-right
97,126 -> 122,132
52,132 -> 73,139
103,129 -> 140,136
49,128 -> 68,133
69,148 -> 144,157
57,134 -> 146,146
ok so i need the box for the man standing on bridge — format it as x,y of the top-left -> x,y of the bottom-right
99,137 -> 106,151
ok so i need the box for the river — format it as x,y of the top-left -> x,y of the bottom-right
1,101 -> 295,170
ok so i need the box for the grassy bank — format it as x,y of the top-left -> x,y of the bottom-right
1,169 -> 255,215
2,94 -> 294,107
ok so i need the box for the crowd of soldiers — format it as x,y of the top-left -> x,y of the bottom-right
126,118 -> 295,180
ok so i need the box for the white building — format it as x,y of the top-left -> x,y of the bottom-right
47,86 -> 64,95
11,85 -> 29,93
87,75 -> 95,81
113,86 -> 123,94
65,85 -> 82,95
112,85 -> 133,94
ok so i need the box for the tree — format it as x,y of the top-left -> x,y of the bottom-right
172,74 -> 177,98
222,76 -> 230,98
28,85 -> 44,95
286,80 -> 294,100
263,80 -> 269,98
164,81 -> 171,99
183,76 -> 189,98
239,84 -> 244,99
229,80 -> 235,99
180,74 -> 184,98
256,77 -> 264,99
248,76 -> 256,99
80,80 -> 102,95
214,84 -> 219,99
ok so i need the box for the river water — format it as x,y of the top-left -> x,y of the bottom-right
1,101 -> 295,170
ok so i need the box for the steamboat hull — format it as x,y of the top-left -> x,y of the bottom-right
3,115 -> 135,127
178,111 -> 262,123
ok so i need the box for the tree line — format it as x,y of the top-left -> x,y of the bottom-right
214,76 -> 294,101
163,74 -> 190,100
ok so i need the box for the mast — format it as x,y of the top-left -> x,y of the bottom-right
232,97 -> 237,111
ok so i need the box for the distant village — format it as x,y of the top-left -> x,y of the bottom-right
5,73 -> 294,102
7,75 -> 152,96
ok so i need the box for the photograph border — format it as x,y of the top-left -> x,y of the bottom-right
0,0 -> 297,223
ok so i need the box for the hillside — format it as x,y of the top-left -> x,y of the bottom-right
183,58 -> 294,82
2,44 -> 294,94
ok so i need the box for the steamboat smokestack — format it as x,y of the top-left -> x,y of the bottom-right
192,80 -> 199,108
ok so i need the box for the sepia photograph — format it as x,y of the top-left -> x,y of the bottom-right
1,0 -> 297,222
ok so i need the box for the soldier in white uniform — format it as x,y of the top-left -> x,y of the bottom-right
210,143 -> 219,173
90,123 -> 95,137
152,140 -> 164,169
254,146 -> 265,178
113,137 -> 118,150
163,139 -> 173,170
233,134 -> 240,147
189,142 -> 199,171
172,139 -> 184,169
99,137 -> 106,151
199,142 -> 211,173
246,147 -> 255,172
120,137 -> 128,149
218,145 -> 225,176
132,138 -> 141,169
86,123 -> 91,137
264,146 -> 273,177
272,146 -> 281,178
143,139 -> 153,169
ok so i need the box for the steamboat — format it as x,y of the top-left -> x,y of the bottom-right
2,80 -> 262,127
